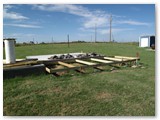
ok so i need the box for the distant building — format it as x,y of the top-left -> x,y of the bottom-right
139,35 -> 155,47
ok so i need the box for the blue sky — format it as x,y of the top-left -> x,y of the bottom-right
3,4 -> 155,43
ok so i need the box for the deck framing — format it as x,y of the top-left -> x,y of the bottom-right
3,55 -> 140,76
45,56 -> 139,74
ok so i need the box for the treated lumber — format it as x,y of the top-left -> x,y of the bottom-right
103,57 -> 124,61
3,61 -> 38,68
45,67 -> 51,73
90,58 -> 113,63
58,61 -> 85,73
48,67 -> 77,73
114,56 -> 139,60
58,61 -> 75,68
3,59 -> 26,64
46,55 -> 139,73
46,65 -> 85,74
45,61 -> 124,73
75,59 -> 97,65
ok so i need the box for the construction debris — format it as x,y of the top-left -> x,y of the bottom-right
49,54 -> 74,60
48,52 -> 103,60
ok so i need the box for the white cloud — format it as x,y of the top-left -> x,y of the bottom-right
32,4 -> 152,37
3,5 -> 28,20
117,20 -> 150,26
32,4 -> 110,29
4,23 -> 42,28
32,4 -> 151,30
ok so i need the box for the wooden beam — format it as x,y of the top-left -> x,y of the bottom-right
3,59 -> 26,64
90,58 -> 113,63
114,56 -> 139,60
58,61 -> 86,73
58,61 -> 75,68
75,59 -> 97,65
45,67 -> 51,73
103,57 -> 124,61
3,61 -> 38,68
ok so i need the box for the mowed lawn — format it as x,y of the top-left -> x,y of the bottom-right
3,43 -> 155,116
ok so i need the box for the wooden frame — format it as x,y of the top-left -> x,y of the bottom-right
4,55 -> 140,75
45,56 -> 139,74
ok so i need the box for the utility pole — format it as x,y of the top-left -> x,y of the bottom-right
91,35 -> 92,42
109,14 -> 112,42
52,36 -> 53,43
33,38 -> 35,44
95,23 -> 97,43
67,34 -> 70,48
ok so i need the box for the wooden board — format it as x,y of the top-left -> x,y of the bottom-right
3,61 -> 38,68
103,57 -> 124,61
45,67 -> 51,73
114,56 -> 139,60
58,61 -> 75,68
72,63 -> 84,67
90,58 -> 113,63
75,59 -> 97,65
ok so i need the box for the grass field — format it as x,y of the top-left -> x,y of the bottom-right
3,42 -> 155,116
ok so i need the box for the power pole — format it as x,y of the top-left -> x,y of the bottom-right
33,38 -> 35,44
67,34 -> 70,48
95,23 -> 97,43
109,14 -> 112,42
91,35 -> 92,42
52,36 -> 53,43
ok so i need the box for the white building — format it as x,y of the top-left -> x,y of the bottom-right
139,35 -> 155,47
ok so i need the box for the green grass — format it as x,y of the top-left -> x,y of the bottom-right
3,42 -> 155,116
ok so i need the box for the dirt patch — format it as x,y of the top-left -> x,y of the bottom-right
95,92 -> 112,100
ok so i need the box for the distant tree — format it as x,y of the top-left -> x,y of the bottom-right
40,42 -> 45,44
23,42 -> 26,44
30,41 -> 35,44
